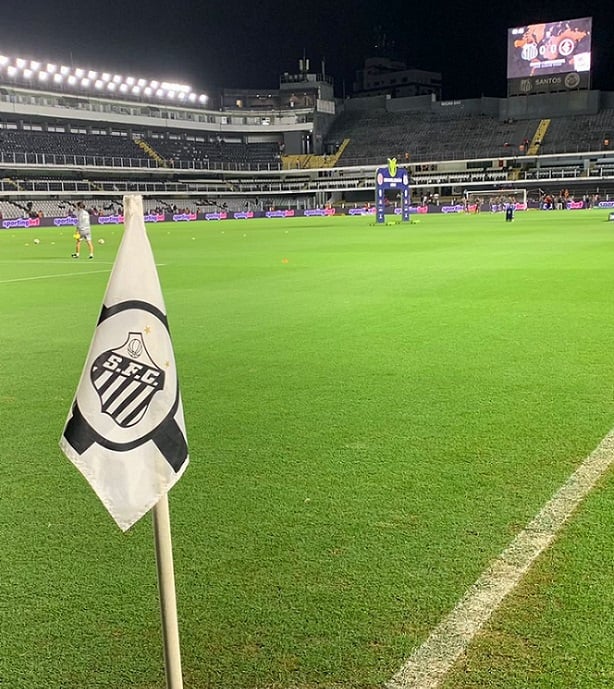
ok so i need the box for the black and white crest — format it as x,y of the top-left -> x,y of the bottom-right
90,332 -> 165,428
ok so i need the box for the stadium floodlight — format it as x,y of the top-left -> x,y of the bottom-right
67,75 -> 77,86
80,78 -> 90,88
137,78 -> 147,87
94,79 -> 104,89
119,83 -> 128,93
143,86 -> 153,96
188,93 -> 197,102
150,80 -> 160,89
198,94 -> 207,104
15,58 -> 26,68
125,76 -> 135,86
101,72 -> 111,81
88,70 -> 97,79
7,66 -> 17,77
53,73 -> 63,84
112,74 -> 122,84
161,81 -> 190,93
155,88 -> 164,97
23,68 -> 33,79
107,82 -> 116,91
0,56 -> 9,65
60,65 -> 70,76
30,60 -> 41,70
74,68 -> 84,78
46,63 -> 57,73
132,85 -> 141,95
167,90 -> 176,99
38,71 -> 49,81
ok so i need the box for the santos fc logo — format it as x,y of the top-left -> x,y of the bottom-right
90,331 -> 165,428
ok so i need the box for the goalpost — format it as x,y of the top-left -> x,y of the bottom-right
466,188 -> 527,211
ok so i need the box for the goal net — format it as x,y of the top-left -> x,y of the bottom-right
466,188 -> 527,212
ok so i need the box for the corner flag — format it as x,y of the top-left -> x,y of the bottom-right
60,195 -> 189,531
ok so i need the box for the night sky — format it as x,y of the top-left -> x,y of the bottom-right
2,0 -> 613,99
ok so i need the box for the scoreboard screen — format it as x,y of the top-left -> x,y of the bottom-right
507,17 -> 592,79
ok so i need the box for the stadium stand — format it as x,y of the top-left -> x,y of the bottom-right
535,109 -> 614,154
325,108 -> 542,164
0,128 -> 147,161
145,135 -> 280,169
0,122 -> 281,170
1,53 -> 614,218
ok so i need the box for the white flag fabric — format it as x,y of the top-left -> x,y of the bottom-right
60,195 -> 189,531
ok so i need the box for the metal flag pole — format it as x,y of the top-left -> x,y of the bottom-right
152,494 -> 184,689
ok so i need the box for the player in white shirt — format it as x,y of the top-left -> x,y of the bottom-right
72,201 -> 94,259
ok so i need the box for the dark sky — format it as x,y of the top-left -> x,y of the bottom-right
1,1 -> 613,99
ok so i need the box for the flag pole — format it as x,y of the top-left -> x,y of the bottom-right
153,494 -> 184,689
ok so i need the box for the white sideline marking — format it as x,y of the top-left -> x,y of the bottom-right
387,430 -> 614,689
0,269 -> 110,284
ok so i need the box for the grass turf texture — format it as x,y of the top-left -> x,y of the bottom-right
1,211 -> 613,688
440,469 -> 614,689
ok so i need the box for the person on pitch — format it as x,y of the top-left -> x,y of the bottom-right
72,201 -> 94,259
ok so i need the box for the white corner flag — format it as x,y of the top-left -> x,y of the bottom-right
60,195 -> 189,531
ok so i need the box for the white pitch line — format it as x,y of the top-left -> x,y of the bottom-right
387,429 -> 614,689
0,269 -> 110,284
0,260 -> 114,265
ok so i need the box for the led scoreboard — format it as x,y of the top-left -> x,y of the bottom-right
507,17 -> 592,95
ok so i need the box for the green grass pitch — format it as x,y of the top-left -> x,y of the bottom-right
1,211 -> 613,688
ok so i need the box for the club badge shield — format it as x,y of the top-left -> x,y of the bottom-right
91,331 -> 166,428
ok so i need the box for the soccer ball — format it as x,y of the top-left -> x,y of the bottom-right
98,238 -> 105,245
33,238 -> 40,244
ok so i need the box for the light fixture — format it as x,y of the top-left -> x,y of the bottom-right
162,81 -> 190,93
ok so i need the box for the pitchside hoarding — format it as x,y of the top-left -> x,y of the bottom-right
507,17 -> 592,95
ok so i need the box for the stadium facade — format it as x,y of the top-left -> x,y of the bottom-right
1,52 -> 614,223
